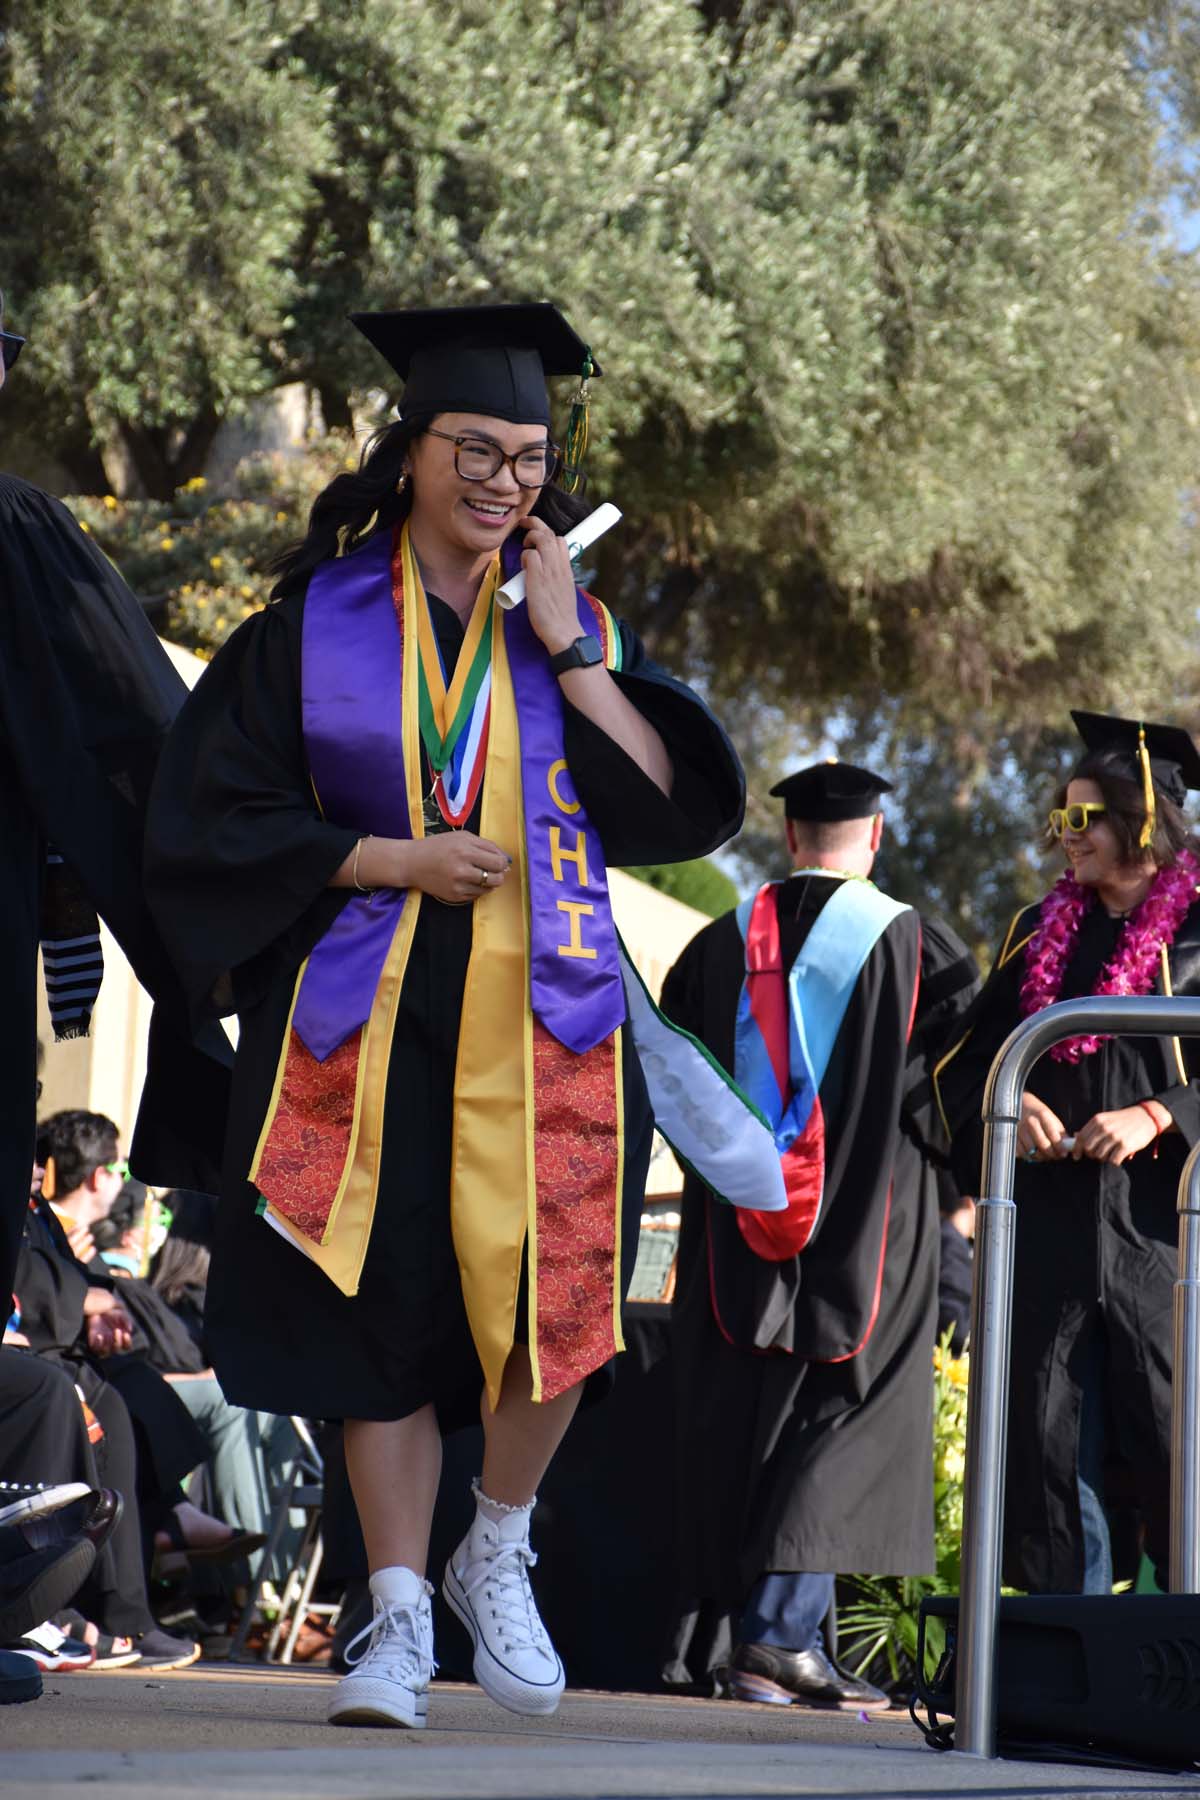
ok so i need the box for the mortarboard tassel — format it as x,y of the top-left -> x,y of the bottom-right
562,349 -> 594,495
1138,722 -> 1156,850
41,1155 -> 56,1201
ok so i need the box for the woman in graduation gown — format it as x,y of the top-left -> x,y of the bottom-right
144,304 -> 744,1728
935,711 -> 1200,1595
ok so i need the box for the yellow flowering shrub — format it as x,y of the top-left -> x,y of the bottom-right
63,436 -> 357,659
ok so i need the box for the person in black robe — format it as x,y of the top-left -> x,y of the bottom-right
935,711 -> 1200,1594
144,303 -> 745,1729
936,1184 -> 975,1356
660,761 -> 980,1705
0,299 -> 231,1320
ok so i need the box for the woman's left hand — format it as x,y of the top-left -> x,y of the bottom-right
1072,1105 -> 1161,1165
517,515 -> 583,657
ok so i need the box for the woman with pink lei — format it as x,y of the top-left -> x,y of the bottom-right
935,711 -> 1200,1596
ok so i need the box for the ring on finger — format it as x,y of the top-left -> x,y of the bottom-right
478,868 -> 490,887
1024,1147 -> 1039,1163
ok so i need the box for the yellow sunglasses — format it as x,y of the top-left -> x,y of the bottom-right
1048,803 -> 1107,839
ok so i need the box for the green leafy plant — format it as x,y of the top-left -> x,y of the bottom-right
623,859 -> 739,919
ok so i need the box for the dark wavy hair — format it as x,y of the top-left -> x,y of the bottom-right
269,416 -> 591,598
1043,749 -> 1198,869
91,1180 -> 146,1253
149,1190 -> 218,1305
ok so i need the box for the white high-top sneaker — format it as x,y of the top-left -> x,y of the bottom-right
443,1498 -> 565,1716
327,1567 -> 435,1729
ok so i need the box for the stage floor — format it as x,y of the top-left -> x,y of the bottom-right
2,1663 -> 1194,1798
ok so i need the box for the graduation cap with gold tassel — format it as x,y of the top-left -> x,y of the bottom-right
1071,710 -> 1200,846
349,302 -> 602,493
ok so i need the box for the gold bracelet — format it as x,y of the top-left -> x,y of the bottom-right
352,835 -> 373,894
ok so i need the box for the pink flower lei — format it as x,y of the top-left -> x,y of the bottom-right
1019,848 -> 1200,1062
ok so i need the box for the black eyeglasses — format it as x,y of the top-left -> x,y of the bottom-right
0,332 -> 24,372
423,428 -> 561,489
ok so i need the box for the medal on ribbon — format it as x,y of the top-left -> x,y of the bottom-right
410,531 -> 496,830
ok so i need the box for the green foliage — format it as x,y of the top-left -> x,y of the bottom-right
623,859 -> 740,919
636,1 -> 1200,737
7,0 -> 1200,940
0,0 -> 329,493
62,439 -> 353,657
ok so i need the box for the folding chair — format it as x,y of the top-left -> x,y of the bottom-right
229,1417 -> 337,1663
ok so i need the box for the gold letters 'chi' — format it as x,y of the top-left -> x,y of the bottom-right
546,758 -> 596,960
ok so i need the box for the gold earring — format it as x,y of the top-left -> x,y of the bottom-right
397,472 -> 409,495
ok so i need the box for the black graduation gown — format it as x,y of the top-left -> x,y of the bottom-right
936,895 -> 1200,1592
0,473 -> 232,1311
660,878 -> 980,1685
143,566 -> 745,1425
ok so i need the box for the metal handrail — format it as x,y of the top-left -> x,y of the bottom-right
956,993 -> 1200,1758
1172,1142 -> 1200,1593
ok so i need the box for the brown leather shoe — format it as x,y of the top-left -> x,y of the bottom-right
728,1640 -> 891,1711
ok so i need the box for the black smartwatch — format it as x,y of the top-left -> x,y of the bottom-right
548,635 -> 604,677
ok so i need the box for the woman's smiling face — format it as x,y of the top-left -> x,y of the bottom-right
405,412 -> 551,561
1061,776 -> 1125,887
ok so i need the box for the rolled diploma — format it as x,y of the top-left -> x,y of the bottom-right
497,502 -> 623,610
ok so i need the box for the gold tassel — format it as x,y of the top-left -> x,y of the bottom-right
42,1155 -> 56,1201
1138,722 -> 1156,850
562,350 -> 594,495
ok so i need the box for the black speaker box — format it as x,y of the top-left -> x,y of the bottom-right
916,1593 -> 1200,1767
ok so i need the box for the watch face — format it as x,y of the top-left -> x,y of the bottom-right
551,634 -> 604,674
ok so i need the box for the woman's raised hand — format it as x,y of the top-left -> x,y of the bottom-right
516,514 -> 580,656
407,832 -> 511,906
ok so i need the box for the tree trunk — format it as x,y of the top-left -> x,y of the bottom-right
56,434 -> 110,496
111,405 -> 221,500
317,381 -> 354,431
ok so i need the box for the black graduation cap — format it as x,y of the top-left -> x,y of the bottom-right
1070,710 -> 1200,808
349,303 -> 598,426
769,759 -> 893,822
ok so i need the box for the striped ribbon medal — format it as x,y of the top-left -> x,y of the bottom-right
413,550 -> 498,830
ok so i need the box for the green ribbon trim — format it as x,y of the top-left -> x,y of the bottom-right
417,602 -> 494,774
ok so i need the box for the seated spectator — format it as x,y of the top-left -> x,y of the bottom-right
151,1193 -> 298,1579
0,1467 -> 116,1700
91,1180 -> 151,1278
16,1132 -> 251,1631
0,1343 -> 195,1670
36,1111 -> 202,1375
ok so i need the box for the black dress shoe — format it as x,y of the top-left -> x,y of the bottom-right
0,1646 -> 42,1707
728,1640 -> 891,1711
